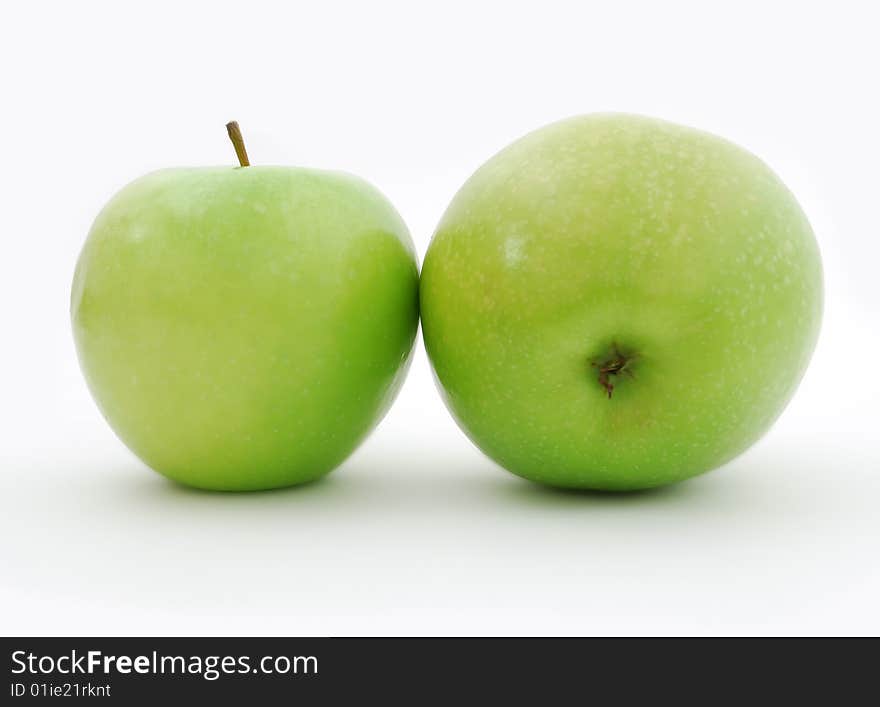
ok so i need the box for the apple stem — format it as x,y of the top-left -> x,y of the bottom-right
590,342 -> 637,399
226,121 -> 250,167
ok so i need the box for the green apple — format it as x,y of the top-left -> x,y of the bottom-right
421,114 -> 822,490
72,123 -> 419,491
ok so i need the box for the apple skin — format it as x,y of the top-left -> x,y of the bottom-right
421,114 -> 823,490
72,166 -> 419,490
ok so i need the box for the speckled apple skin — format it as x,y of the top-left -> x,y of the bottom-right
421,114 -> 823,490
72,167 -> 419,490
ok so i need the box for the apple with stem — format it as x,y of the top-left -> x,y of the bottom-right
421,113 -> 823,490
72,123 -> 419,490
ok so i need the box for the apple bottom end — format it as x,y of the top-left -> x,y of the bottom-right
501,465 -> 713,494
147,466 -> 339,493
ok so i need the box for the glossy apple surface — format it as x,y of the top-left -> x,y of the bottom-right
73,166 -> 418,490
421,114 -> 822,490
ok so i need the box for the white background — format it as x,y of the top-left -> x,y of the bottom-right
2,0 -> 878,636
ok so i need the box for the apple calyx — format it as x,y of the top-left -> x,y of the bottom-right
226,121 -> 250,167
591,342 -> 636,399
